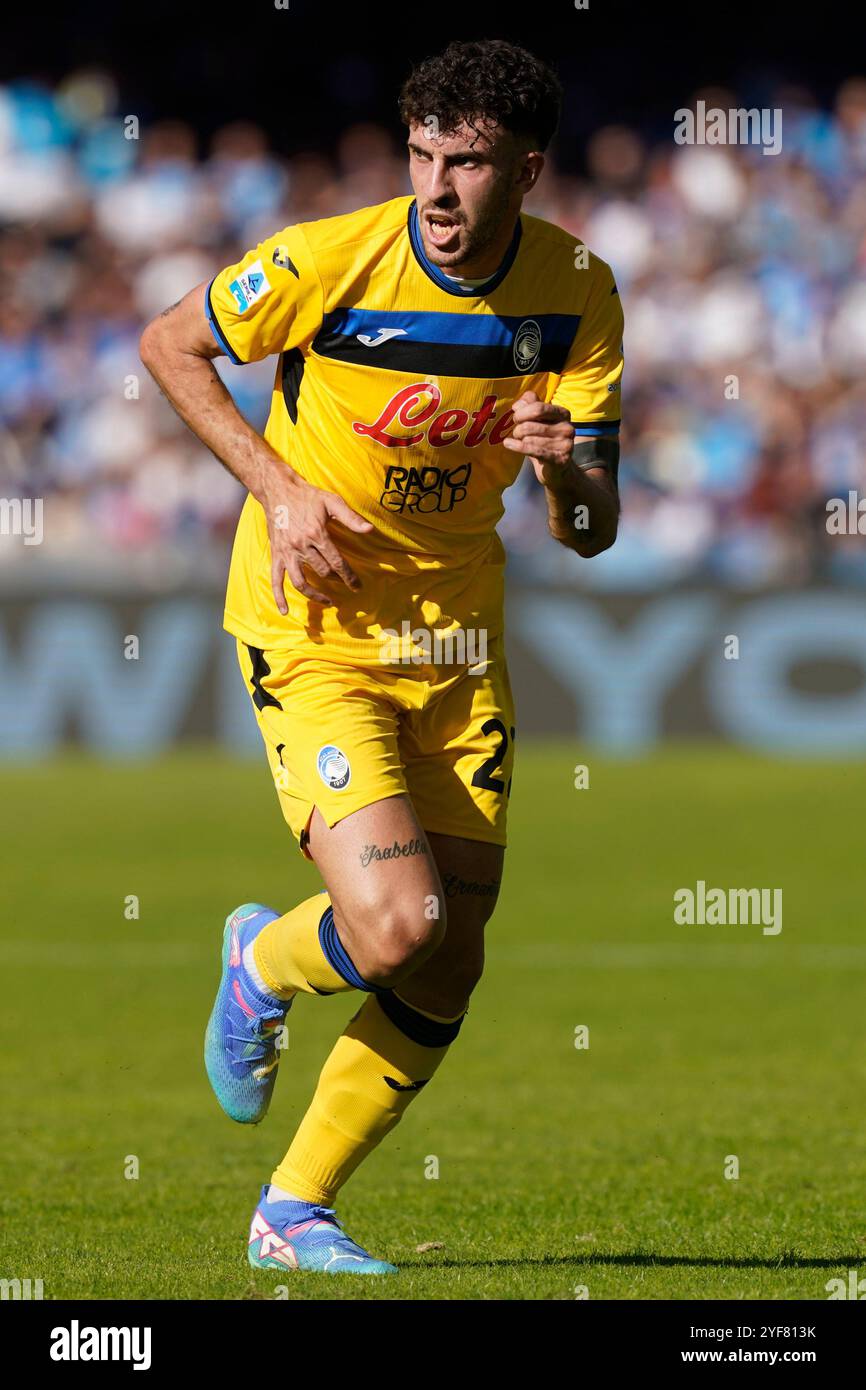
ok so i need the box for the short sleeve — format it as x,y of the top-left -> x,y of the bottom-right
549,258 -> 623,438
206,225 -> 323,365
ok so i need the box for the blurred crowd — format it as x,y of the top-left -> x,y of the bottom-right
1,69 -> 866,588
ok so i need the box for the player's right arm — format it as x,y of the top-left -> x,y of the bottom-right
139,266 -> 371,609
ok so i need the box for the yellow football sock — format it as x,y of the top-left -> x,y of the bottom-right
253,894 -> 354,999
271,991 -> 465,1205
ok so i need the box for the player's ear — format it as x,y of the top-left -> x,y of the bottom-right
516,150 -> 544,195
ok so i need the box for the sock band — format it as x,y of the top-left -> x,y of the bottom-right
318,906 -> 382,993
377,989 -> 466,1046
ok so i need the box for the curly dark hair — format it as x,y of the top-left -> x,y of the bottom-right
399,39 -> 563,151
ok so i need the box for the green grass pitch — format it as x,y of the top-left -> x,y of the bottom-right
1,745 -> 864,1301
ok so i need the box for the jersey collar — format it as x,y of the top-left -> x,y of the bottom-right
407,200 -> 521,298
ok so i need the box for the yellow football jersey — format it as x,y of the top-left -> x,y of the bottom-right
207,195 -> 623,662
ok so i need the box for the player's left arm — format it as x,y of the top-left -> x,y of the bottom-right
503,396 -> 619,557
502,255 -> 624,558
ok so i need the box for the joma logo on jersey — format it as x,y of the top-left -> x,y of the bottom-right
380,462 -> 471,514
353,382 -> 514,450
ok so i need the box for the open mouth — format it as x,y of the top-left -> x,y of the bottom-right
424,211 -> 462,250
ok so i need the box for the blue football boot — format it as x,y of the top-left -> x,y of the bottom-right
247,1185 -> 398,1274
204,903 -> 291,1124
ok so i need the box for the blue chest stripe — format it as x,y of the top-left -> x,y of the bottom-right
313,308 -> 582,378
322,307 -> 580,348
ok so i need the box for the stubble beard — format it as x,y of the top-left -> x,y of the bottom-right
427,180 -> 515,271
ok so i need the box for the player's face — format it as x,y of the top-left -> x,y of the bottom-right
407,120 -> 542,276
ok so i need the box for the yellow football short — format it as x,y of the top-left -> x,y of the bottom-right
237,637 -> 515,856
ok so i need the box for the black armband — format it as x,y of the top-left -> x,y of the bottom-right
572,436 -> 620,484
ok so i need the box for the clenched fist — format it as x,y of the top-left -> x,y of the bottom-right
502,389 -> 574,489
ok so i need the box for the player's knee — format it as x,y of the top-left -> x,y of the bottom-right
407,943 -> 485,1016
355,896 -> 447,987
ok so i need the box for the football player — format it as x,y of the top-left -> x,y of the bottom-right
140,37 -> 622,1275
